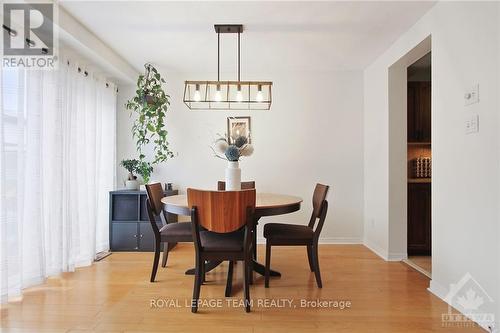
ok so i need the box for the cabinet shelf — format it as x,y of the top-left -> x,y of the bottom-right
408,142 -> 431,146
408,178 -> 431,184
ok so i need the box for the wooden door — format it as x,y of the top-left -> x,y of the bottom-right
407,183 -> 431,255
139,223 -> 157,251
111,223 -> 139,251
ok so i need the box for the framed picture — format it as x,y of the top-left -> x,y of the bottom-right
227,116 -> 251,144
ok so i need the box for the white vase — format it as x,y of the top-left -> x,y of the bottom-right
225,161 -> 241,190
125,180 -> 139,190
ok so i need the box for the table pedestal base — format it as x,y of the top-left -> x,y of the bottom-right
184,260 -> 281,277
252,260 -> 281,277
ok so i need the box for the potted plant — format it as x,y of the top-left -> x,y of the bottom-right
125,63 -> 175,186
120,159 -> 140,190
142,64 -> 158,105
211,135 -> 254,190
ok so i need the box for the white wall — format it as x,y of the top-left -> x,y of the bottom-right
117,70 -> 365,244
364,1 -> 499,329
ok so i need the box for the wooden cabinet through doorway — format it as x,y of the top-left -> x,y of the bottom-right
407,183 -> 431,255
407,81 -> 431,142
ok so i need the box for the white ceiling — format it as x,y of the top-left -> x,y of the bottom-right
60,1 -> 436,76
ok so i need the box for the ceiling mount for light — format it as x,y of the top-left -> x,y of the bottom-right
183,24 -> 272,110
214,24 -> 242,34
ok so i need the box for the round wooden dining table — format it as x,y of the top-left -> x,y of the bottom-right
161,193 -> 303,277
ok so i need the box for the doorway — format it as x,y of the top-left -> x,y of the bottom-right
406,52 -> 432,277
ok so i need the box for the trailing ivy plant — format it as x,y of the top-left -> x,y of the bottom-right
126,64 -> 174,167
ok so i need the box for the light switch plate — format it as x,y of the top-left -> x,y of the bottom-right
464,84 -> 479,106
465,114 -> 479,134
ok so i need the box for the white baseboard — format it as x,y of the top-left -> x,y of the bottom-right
387,252 -> 408,261
318,237 -> 363,244
363,239 -> 407,261
256,237 -> 363,245
363,239 -> 388,260
428,279 -> 448,300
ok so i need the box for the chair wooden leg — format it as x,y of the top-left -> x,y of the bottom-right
306,245 -> 314,272
150,239 -> 161,282
192,257 -> 202,313
249,257 -> 254,285
252,226 -> 257,260
312,244 -> 322,288
265,241 -> 271,288
201,260 -> 206,283
243,258 -> 251,313
161,242 -> 169,268
225,261 -> 234,297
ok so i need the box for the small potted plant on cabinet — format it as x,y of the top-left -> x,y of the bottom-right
120,159 -> 140,190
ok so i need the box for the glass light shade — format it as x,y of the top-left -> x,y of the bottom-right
193,84 -> 201,102
256,84 -> 264,102
214,85 -> 222,102
236,85 -> 243,102
256,91 -> 263,102
193,90 -> 201,102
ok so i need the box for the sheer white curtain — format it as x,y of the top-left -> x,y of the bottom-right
0,55 -> 116,301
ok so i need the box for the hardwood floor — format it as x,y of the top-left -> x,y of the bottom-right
407,256 -> 432,276
0,244 -> 481,332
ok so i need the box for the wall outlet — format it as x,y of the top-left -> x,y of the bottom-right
465,114 -> 479,134
464,84 -> 479,106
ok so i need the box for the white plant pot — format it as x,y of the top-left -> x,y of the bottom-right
225,161 -> 241,190
125,180 -> 139,190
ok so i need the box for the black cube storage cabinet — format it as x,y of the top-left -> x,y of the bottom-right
109,190 -> 178,251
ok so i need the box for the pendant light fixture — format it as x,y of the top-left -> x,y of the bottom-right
183,24 -> 272,110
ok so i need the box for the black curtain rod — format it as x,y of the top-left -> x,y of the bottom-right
65,60 -> 114,89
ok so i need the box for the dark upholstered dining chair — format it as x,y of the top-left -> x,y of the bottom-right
263,183 -> 329,288
146,183 -> 193,282
217,181 -> 256,191
188,188 -> 256,313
